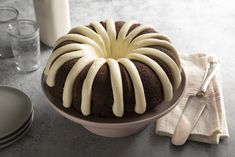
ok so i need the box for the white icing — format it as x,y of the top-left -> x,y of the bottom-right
69,26 -> 107,57
54,34 -> 104,57
118,58 -> 147,114
131,33 -> 171,43
118,20 -> 139,40
129,38 -> 177,54
105,19 -> 116,58
129,38 -> 181,69
125,25 -> 155,44
107,58 -> 124,117
44,19 -> 182,117
81,58 -> 106,116
46,50 -> 88,87
111,20 -> 139,59
90,21 -> 110,58
130,48 -> 182,89
63,56 -> 97,108
127,53 -> 173,101
44,43 -> 91,75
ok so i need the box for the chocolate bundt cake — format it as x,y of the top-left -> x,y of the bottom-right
43,19 -> 182,118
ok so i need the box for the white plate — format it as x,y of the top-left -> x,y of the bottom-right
0,111 -> 33,149
0,86 -> 32,139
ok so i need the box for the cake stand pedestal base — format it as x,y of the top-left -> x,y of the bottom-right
83,124 -> 148,137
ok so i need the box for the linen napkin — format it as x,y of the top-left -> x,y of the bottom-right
155,53 -> 229,144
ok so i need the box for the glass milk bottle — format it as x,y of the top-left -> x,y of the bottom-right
33,0 -> 71,47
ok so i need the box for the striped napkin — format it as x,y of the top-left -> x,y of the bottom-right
155,53 -> 229,144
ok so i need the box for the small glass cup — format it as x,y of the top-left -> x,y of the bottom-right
7,20 -> 40,72
0,7 -> 19,58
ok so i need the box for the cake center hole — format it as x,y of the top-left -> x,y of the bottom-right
104,39 -> 129,59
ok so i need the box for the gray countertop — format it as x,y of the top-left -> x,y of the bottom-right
0,0 -> 235,156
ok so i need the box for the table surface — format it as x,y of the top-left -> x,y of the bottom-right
0,0 -> 235,156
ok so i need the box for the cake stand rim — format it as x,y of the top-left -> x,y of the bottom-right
41,68 -> 186,128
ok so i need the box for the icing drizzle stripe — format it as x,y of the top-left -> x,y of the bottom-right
127,53 -> 173,101
46,50 -> 88,87
107,58 -> 124,117
63,56 -> 96,108
105,19 -> 116,58
81,58 -> 106,116
44,43 -> 90,75
118,58 -> 147,114
90,21 -> 110,58
125,24 -> 155,44
131,33 -> 171,43
118,20 -> 139,40
129,38 -> 181,68
69,26 -> 106,56
54,34 -> 104,57
130,48 -> 182,89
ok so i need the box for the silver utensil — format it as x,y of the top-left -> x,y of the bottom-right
171,59 -> 219,145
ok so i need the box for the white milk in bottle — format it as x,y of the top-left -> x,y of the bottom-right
33,0 -> 71,47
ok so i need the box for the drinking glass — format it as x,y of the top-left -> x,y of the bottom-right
7,20 -> 40,72
0,7 -> 18,58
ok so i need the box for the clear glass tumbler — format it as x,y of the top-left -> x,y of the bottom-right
7,20 -> 40,72
0,7 -> 19,58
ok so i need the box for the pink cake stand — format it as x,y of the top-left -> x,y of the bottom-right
41,68 -> 186,137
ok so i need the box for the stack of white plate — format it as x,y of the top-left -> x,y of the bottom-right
0,86 -> 33,149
